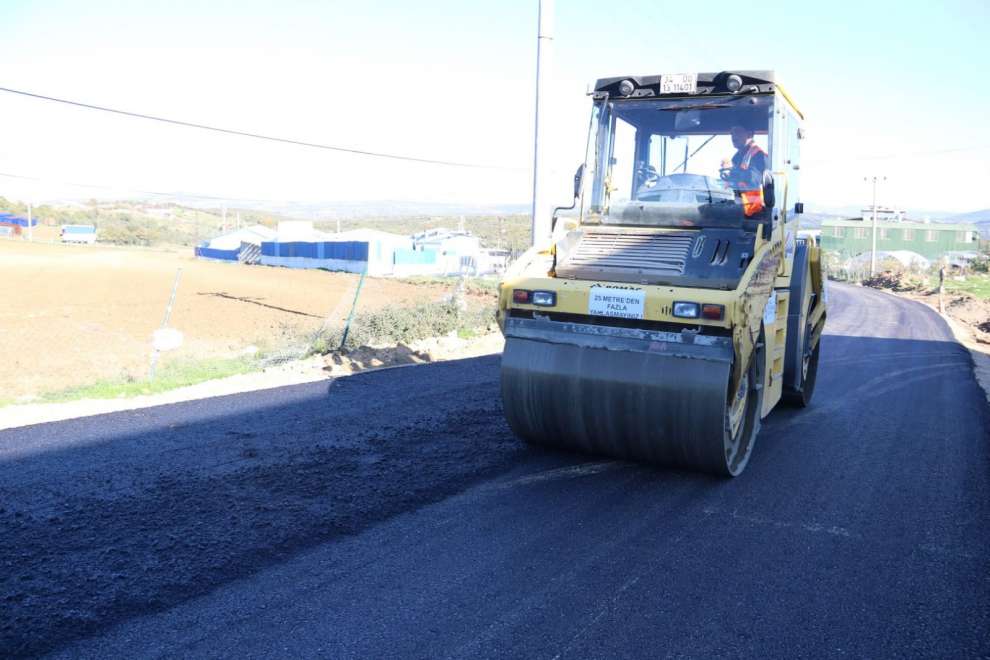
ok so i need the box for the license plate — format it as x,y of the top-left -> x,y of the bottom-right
660,73 -> 697,94
588,286 -> 645,319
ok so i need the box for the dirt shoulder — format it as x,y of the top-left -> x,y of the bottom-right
0,332 -> 505,430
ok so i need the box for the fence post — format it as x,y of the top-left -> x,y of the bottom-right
149,268 -> 183,380
339,269 -> 367,351
938,265 -> 946,314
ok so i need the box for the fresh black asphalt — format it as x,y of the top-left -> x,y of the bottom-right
1,283 -> 987,658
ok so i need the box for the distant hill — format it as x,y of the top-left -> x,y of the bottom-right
943,209 -> 990,238
946,209 -> 990,224
215,199 -> 530,220
802,202 -> 862,217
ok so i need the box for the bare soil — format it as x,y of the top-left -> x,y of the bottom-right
0,239 -> 451,399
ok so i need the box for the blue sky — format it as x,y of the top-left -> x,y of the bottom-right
0,0 -> 986,213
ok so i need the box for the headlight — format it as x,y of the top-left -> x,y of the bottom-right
532,291 -> 556,306
672,301 -> 700,318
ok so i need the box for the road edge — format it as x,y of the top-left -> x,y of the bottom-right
0,334 -> 505,431
863,284 -> 990,405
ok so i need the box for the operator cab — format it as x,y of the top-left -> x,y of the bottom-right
553,71 -> 804,290
579,71 -> 801,233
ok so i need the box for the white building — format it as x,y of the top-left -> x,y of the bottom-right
331,228 -> 414,276
860,207 -> 906,223
411,229 -> 483,275
478,248 -> 511,275
60,224 -> 98,244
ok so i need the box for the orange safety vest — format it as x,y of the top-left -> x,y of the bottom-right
737,143 -> 766,217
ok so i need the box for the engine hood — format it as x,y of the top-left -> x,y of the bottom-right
554,226 -> 753,290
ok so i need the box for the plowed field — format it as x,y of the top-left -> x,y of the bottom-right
0,239 -> 443,399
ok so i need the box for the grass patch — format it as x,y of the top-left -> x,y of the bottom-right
926,273 -> 990,300
862,270 -> 990,301
312,300 -> 496,353
38,356 -> 259,403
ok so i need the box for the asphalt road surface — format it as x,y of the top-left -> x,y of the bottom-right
2,283 -> 988,658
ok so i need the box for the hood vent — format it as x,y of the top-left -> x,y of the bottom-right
556,229 -> 695,283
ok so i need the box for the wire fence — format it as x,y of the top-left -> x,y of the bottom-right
0,236 -> 500,403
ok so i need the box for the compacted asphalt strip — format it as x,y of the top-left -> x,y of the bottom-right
1,283 -> 988,658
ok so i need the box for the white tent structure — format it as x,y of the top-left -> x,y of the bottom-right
196,224 -> 277,262
206,225 -> 276,250
848,250 -> 931,271
274,221 -> 332,242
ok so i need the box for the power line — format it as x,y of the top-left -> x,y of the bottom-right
0,85 -> 524,171
0,170 -> 294,206
806,144 -> 990,165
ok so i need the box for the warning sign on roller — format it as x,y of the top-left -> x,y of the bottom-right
588,286 -> 645,319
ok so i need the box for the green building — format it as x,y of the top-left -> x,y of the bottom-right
820,218 -> 979,261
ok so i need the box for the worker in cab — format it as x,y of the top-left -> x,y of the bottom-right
720,125 -> 769,217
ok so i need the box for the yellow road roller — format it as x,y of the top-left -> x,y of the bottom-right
498,71 -> 826,476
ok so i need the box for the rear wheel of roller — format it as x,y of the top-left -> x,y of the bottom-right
783,323 -> 820,408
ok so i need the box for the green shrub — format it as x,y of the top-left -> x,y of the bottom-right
313,301 -> 496,353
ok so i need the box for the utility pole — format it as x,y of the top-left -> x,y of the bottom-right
866,175 -> 886,276
221,204 -> 227,232
530,0 -> 553,248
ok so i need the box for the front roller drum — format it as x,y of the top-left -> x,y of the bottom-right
500,324 -> 764,476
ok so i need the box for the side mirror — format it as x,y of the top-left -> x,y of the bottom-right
763,175 -> 776,211
794,202 -> 804,214
573,164 -> 586,199
553,164 -> 588,233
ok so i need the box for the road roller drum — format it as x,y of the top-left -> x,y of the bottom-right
500,317 -> 765,476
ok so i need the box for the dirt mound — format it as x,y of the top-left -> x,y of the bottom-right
862,271 -> 927,293
323,332 -> 504,375
326,344 -> 433,372
944,294 -> 990,343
